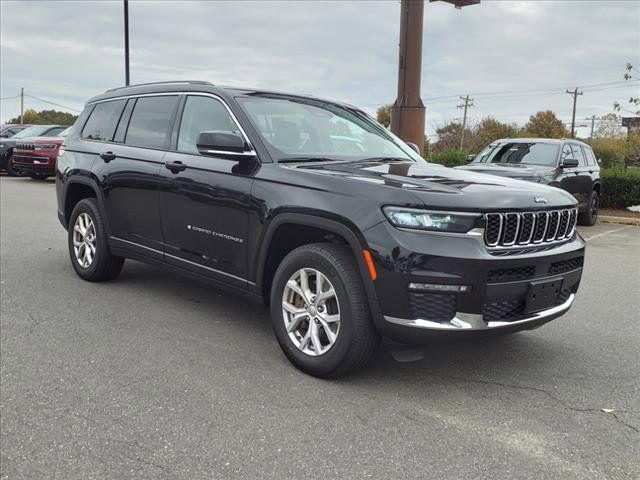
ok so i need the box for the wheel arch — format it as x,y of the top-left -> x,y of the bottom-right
254,212 -> 382,320
62,177 -> 108,232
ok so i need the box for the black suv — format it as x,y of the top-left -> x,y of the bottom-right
458,138 -> 601,225
56,81 -> 585,377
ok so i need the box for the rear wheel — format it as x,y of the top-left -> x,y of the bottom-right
578,190 -> 599,226
68,198 -> 124,282
269,243 -> 379,378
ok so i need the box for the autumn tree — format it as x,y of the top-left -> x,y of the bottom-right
376,104 -> 392,128
613,63 -> 640,115
7,109 -> 77,125
523,111 -> 569,138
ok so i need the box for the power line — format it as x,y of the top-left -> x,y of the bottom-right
0,95 -> 20,101
23,94 -> 81,112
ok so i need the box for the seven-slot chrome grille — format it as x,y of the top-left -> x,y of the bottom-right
484,208 -> 577,248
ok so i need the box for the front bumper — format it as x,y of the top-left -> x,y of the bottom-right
12,154 -> 55,175
363,221 -> 585,343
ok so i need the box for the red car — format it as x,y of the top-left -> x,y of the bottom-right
11,127 -> 69,180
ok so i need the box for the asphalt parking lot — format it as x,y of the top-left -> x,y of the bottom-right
1,176 -> 638,480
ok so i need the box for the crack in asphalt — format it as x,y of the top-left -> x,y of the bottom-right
429,373 -> 640,433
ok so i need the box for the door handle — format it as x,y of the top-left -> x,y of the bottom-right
100,151 -> 116,162
164,160 -> 187,173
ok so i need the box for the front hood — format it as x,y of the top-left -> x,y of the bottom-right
0,139 -> 17,152
292,159 -> 575,211
456,162 -> 556,181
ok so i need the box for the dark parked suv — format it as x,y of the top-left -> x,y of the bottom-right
56,81 -> 585,377
458,138 -> 601,225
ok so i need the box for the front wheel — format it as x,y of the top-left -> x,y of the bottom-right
269,243 -> 379,378
68,198 -> 124,282
578,190 -> 599,226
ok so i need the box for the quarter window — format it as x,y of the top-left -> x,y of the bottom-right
81,99 -> 127,141
177,96 -> 238,154
125,96 -> 179,149
584,147 -> 598,166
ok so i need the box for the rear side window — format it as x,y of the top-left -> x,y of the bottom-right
570,144 -> 587,166
46,127 -> 66,136
584,147 -> 598,166
125,96 -> 179,149
177,95 -> 238,154
82,99 -> 126,141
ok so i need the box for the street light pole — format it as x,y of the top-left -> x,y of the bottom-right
124,0 -> 130,86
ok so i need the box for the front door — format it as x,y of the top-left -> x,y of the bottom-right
158,94 -> 255,287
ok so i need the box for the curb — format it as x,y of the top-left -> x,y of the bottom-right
598,215 -> 640,226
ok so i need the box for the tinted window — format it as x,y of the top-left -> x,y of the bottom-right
584,147 -> 598,166
113,99 -> 135,143
561,144 -> 574,165
82,100 -> 126,141
489,142 -> 560,166
13,125 -> 52,139
46,127 -> 66,136
125,96 -> 179,149
177,96 -> 238,153
570,144 -> 587,166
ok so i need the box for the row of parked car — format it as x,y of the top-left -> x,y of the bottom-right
0,123 -> 69,179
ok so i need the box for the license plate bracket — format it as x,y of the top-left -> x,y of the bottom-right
525,277 -> 563,313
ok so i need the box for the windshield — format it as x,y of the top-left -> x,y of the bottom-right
12,125 -> 51,139
237,96 -> 421,162
479,142 -> 560,167
58,127 -> 71,137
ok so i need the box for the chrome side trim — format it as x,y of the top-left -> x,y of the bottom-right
109,236 -> 255,285
383,294 -> 574,331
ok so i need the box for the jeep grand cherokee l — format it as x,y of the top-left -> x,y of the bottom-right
458,138 -> 601,225
1,124 -> 67,176
56,81 -> 585,377
11,127 -> 69,180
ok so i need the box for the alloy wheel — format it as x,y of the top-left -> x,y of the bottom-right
281,268 -> 341,356
73,213 -> 97,268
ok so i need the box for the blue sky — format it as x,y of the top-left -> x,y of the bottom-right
1,0 -> 638,139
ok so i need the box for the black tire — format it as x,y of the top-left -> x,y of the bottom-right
29,174 -> 49,180
578,190 -> 599,226
5,153 -> 23,177
68,198 -> 124,282
269,243 -> 379,378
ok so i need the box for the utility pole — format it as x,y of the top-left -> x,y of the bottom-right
391,0 -> 425,154
20,87 -> 24,124
124,0 -> 130,86
589,114 -> 596,139
457,94 -> 474,149
566,88 -> 583,138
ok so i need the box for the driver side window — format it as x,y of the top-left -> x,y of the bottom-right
177,96 -> 238,154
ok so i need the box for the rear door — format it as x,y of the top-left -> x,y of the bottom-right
556,142 -> 583,205
94,94 -> 180,259
158,94 -> 255,287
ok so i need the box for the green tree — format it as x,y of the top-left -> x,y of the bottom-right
523,110 -> 569,138
7,109 -> 77,125
376,104 -> 392,127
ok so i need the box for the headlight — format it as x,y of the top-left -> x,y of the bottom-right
383,207 -> 480,233
34,144 -> 58,151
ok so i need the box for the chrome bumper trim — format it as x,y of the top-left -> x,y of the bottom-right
384,294 -> 574,331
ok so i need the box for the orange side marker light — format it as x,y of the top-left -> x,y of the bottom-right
363,250 -> 378,281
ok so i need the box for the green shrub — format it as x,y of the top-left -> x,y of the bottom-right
591,138 -> 627,169
428,148 -> 470,167
600,167 -> 640,209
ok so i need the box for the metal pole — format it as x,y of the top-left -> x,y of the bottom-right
390,0 -> 426,154
566,88 -> 583,138
20,87 -> 24,124
124,0 -> 130,86
589,114 -> 595,139
458,94 -> 473,150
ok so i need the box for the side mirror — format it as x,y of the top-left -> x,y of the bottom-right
466,154 -> 475,163
196,131 -> 255,159
561,158 -> 579,168
406,142 -> 421,155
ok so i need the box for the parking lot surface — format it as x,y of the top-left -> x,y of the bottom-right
1,176 -> 639,480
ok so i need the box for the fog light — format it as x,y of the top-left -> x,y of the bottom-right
408,283 -> 471,293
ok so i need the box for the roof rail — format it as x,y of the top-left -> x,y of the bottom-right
105,80 -> 213,93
